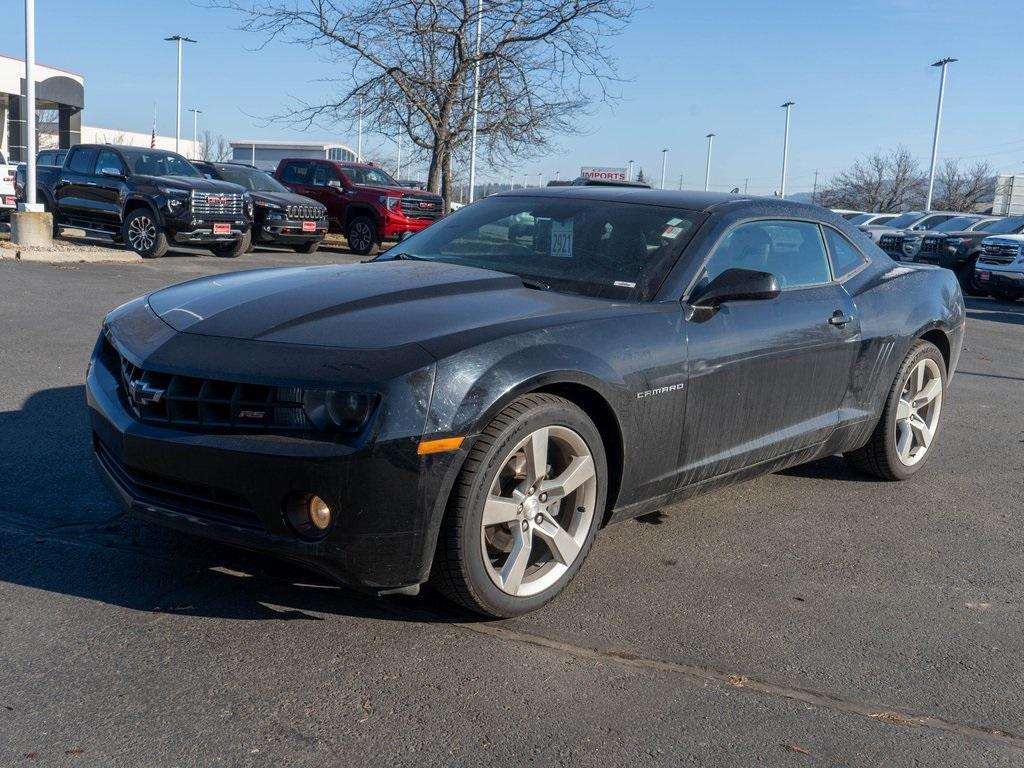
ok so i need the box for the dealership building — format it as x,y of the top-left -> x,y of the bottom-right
230,139 -> 358,171
0,53 -> 197,161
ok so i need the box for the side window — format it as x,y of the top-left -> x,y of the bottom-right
824,227 -> 867,279
279,161 -> 311,184
916,214 -> 953,230
312,164 -> 341,187
94,150 -> 124,176
702,220 -> 832,290
67,148 -> 98,175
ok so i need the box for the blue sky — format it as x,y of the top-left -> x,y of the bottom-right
10,0 -> 1024,193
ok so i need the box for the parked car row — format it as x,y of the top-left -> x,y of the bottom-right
831,206 -> 1024,300
14,144 -> 445,258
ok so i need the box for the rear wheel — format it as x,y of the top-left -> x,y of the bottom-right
210,231 -> 251,258
345,216 -> 378,256
431,394 -> 607,617
991,289 -> 1022,303
845,340 -> 946,481
293,240 -> 320,254
123,208 -> 168,259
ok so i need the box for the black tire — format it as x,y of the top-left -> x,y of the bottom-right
210,231 -> 251,258
345,216 -> 378,256
431,393 -> 607,618
844,340 -> 946,481
991,290 -> 1022,303
956,257 -> 984,297
293,239 -> 320,254
122,208 -> 168,259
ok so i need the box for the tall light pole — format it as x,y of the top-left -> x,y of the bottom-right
396,135 -> 403,180
537,172 -> 543,187
627,159 -> 634,182
165,35 -> 196,155
704,133 -> 715,192
20,0 -> 40,211
925,57 -> 957,212
356,94 -> 363,161
779,101 -> 794,198
555,170 -> 560,181
523,173 -> 528,188
467,0 -> 484,202
188,108 -> 202,158
660,149 -> 668,190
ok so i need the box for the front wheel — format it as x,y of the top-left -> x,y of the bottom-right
431,393 -> 607,617
293,239 -> 320,254
345,216 -> 378,256
956,258 -> 984,297
844,340 -> 946,481
210,231 -> 251,258
123,209 -> 168,259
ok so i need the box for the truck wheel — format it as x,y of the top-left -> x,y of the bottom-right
957,257 -> 983,297
991,290 -> 1021,303
844,340 -> 946,481
210,231 -> 251,258
123,209 -> 168,259
293,240 -> 320,254
345,216 -> 378,256
430,393 -> 607,617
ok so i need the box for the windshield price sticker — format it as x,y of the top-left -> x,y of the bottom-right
550,220 -> 574,258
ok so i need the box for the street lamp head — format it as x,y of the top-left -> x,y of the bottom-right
165,35 -> 197,43
931,57 -> 957,67
781,101 -> 795,108
706,133 -> 715,138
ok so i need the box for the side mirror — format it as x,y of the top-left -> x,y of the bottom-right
691,268 -> 781,308
328,179 -> 343,189
99,167 -> 123,178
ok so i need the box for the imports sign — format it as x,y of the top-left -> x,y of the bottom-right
580,166 -> 627,182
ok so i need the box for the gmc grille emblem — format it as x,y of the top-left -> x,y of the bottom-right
128,379 -> 165,405
207,196 -> 229,205
418,201 -> 435,209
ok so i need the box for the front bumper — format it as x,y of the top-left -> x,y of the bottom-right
166,212 -> 251,244
380,213 -> 439,241
86,330 -> 464,592
975,267 -> 1024,292
254,216 -> 328,245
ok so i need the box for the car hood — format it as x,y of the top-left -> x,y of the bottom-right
137,175 -> 248,195
355,183 -> 442,201
983,235 -> 1024,245
251,190 -> 323,209
147,261 -> 626,354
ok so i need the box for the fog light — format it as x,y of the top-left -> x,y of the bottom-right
308,495 -> 332,530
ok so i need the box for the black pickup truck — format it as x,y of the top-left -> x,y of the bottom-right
915,215 -> 1024,295
29,144 -> 253,258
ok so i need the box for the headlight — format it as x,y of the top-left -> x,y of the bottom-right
945,237 -> 962,246
159,186 -> 190,211
254,199 -> 283,211
380,195 -> 402,213
302,390 -> 376,432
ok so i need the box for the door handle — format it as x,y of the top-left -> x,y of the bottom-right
828,311 -> 854,327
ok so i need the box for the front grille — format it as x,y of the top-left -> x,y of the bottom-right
399,196 -> 443,221
95,438 -> 262,530
979,242 -> 1019,265
285,203 -> 325,220
878,234 -> 903,252
108,337 -> 316,433
191,191 -> 245,216
919,237 -> 941,255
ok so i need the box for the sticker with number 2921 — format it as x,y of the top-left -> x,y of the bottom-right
550,220 -> 573,258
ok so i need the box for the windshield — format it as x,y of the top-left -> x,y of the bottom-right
933,216 -> 981,232
378,195 -> 701,301
120,149 -> 200,178
212,164 -> 288,193
342,165 -> 400,187
879,212 -> 921,229
982,216 -> 1024,235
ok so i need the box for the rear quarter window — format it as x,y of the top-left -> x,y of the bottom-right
68,149 -> 98,175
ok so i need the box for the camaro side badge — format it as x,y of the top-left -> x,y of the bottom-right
636,383 -> 685,400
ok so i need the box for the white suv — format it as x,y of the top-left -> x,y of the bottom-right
0,151 -> 16,219
975,235 -> 1024,302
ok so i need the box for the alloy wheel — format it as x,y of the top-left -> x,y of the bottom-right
349,222 -> 373,252
127,216 -> 156,252
894,358 -> 942,466
480,425 -> 598,597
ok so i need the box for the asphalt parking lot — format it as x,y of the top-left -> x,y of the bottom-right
1,246 -> 1023,767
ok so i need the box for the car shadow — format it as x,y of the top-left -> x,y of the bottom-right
965,296 -> 1024,326
0,385 -> 478,626
776,454 -> 878,483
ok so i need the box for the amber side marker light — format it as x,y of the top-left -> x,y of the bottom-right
417,436 -> 465,455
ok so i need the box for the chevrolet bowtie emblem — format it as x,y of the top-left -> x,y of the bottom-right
128,378 -> 165,405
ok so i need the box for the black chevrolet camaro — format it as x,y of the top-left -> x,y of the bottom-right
88,188 -> 965,617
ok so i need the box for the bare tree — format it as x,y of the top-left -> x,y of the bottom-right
931,159 -> 995,212
819,147 -> 926,212
215,0 -> 637,207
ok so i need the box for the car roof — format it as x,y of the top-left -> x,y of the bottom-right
488,186 -> 827,215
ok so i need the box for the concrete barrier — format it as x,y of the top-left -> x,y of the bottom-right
11,212 -> 54,249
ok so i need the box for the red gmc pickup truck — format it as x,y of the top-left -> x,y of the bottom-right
274,159 -> 444,255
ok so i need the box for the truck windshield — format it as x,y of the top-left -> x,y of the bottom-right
880,212 -> 922,229
933,216 -> 981,232
343,166 -> 400,187
983,216 -> 1024,235
119,149 -> 200,178
377,195 -> 702,301
213,165 -> 289,193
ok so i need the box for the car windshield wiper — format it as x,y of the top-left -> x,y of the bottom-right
520,277 -> 551,291
388,252 -> 429,261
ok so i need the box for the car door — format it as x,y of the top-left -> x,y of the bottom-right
91,149 -> 126,230
308,163 -> 348,230
55,147 -> 99,220
678,218 -> 862,486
